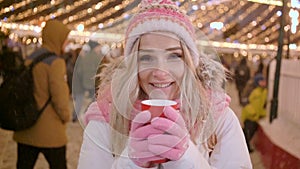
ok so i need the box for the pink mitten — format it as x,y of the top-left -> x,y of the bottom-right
148,106 -> 189,161
129,111 -> 166,167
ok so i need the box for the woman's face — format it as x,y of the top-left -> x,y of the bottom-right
138,33 -> 185,100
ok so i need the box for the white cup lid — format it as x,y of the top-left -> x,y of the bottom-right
141,99 -> 177,106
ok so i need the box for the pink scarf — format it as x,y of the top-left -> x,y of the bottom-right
84,90 -> 231,125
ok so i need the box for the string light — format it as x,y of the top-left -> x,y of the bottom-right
289,6 -> 299,34
0,0 -> 299,53
76,23 -> 85,32
247,0 -> 282,6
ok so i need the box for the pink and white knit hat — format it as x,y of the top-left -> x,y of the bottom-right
124,0 -> 199,66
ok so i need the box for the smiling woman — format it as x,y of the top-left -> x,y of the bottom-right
138,33 -> 184,100
77,0 -> 252,168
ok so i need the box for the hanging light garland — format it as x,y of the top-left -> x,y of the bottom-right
1,0 -> 300,52
247,0 -> 283,6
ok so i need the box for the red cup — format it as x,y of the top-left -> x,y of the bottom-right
141,99 -> 178,164
141,99 -> 178,118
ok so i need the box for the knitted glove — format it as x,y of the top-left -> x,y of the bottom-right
148,106 -> 189,161
129,111 -> 166,168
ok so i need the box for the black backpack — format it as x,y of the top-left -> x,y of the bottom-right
0,52 -> 54,131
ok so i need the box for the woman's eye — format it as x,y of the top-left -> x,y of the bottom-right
168,53 -> 182,59
139,55 -> 153,62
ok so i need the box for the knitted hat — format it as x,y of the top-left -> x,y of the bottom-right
254,73 -> 265,86
124,0 -> 199,66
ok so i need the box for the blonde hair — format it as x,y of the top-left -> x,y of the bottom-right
95,56 -> 124,98
107,35 -> 225,156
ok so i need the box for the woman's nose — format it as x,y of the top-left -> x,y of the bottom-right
152,68 -> 169,79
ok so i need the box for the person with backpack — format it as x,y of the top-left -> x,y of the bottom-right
241,73 -> 267,153
234,57 -> 251,105
13,20 -> 71,169
77,0 -> 252,168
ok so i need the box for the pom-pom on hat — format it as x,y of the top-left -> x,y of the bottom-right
124,0 -> 199,66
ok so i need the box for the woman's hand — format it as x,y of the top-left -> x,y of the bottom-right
148,106 -> 189,161
128,111 -> 166,167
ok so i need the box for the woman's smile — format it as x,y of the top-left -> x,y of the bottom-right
150,82 -> 174,88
